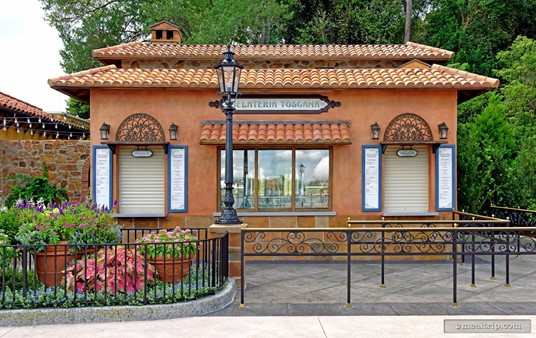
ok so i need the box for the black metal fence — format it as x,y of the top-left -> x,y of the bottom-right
491,206 -> 536,228
0,228 -> 228,309
240,218 -> 536,307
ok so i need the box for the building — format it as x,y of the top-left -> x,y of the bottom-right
48,21 -> 499,230
0,91 -> 88,140
0,91 -> 90,203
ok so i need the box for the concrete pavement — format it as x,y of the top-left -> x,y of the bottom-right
2,255 -> 536,337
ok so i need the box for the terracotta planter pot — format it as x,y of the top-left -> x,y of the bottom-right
149,256 -> 192,283
34,242 -> 95,288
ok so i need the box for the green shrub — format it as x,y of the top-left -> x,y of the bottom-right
5,163 -> 67,208
0,207 -> 19,242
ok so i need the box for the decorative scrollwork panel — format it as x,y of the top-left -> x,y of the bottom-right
115,113 -> 166,142
383,113 -> 433,142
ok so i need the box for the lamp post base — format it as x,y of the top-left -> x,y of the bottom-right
215,208 -> 243,224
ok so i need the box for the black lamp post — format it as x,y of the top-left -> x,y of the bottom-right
215,45 -> 243,224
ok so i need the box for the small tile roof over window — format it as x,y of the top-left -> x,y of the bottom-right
92,41 -> 454,63
49,64 -> 499,103
199,120 -> 351,145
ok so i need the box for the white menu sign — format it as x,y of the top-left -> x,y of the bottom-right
94,147 -> 111,210
437,146 -> 454,210
169,146 -> 187,212
363,146 -> 381,211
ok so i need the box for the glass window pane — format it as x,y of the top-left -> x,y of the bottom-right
295,150 -> 330,209
220,150 -> 255,210
258,150 -> 292,209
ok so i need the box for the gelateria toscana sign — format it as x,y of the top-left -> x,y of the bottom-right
233,95 -> 341,114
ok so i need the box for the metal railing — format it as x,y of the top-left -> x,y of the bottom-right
240,219 -> 536,307
0,228 -> 228,309
491,206 -> 536,228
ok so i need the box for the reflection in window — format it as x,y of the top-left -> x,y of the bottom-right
258,150 -> 292,209
295,149 -> 330,209
220,150 -> 255,210
219,148 -> 330,211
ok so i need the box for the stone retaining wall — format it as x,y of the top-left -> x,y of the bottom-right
0,140 -> 90,204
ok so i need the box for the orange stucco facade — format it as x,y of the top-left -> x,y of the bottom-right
88,87 -> 457,228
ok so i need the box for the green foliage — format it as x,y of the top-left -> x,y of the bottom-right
457,95 -> 516,214
0,207 -> 20,242
136,227 -> 197,259
0,268 -> 42,292
0,267 -> 219,309
66,99 -> 90,119
284,0 -> 412,44
494,36 -> 536,209
14,199 -> 122,251
420,0 -> 536,77
5,163 -> 67,208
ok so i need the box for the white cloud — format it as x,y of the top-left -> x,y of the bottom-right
0,0 -> 68,112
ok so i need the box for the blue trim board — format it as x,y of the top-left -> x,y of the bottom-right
435,144 -> 456,211
168,145 -> 188,212
361,145 -> 382,212
91,145 -> 113,211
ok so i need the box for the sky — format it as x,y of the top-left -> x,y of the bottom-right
0,0 -> 68,112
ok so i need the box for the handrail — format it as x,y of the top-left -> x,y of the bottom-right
492,205 -> 536,213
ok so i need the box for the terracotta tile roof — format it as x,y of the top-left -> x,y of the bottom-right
92,41 -> 454,62
200,121 -> 351,145
49,64 -> 499,99
0,91 -> 55,120
0,91 -> 89,133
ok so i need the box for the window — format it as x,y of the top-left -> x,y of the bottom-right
219,148 -> 330,211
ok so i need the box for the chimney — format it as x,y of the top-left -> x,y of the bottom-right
150,21 -> 182,44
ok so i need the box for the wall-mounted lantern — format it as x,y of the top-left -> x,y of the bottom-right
371,122 -> 380,140
169,123 -> 178,140
438,122 -> 449,139
99,122 -> 110,140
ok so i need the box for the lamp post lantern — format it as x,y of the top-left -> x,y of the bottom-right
215,45 -> 243,224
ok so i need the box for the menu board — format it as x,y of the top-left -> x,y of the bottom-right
168,146 -> 188,212
436,145 -> 455,210
93,146 -> 112,211
362,145 -> 381,211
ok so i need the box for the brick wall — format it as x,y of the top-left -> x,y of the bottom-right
1,140 -> 90,204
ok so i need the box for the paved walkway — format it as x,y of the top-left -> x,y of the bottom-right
209,255 -> 536,316
3,255 -> 536,337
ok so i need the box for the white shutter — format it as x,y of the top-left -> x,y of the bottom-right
384,145 -> 429,213
119,146 -> 165,214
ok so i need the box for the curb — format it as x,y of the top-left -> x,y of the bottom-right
0,279 -> 236,326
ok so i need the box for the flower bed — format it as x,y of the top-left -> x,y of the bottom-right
0,232 -> 228,309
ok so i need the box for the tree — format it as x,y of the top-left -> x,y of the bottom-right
404,0 -> 413,43
419,0 -> 536,77
495,36 -> 536,208
457,95 -> 516,214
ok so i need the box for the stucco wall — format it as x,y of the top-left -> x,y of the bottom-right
1,140 -> 90,204
88,87 -> 458,229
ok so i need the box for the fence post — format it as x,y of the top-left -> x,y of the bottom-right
452,228 -> 458,307
346,229 -> 352,308
380,218 -> 386,288
209,223 -> 246,287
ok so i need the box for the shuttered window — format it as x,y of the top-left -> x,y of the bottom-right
118,146 -> 165,215
384,145 -> 429,214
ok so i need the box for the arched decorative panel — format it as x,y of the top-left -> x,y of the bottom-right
115,113 -> 166,142
383,113 -> 433,142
